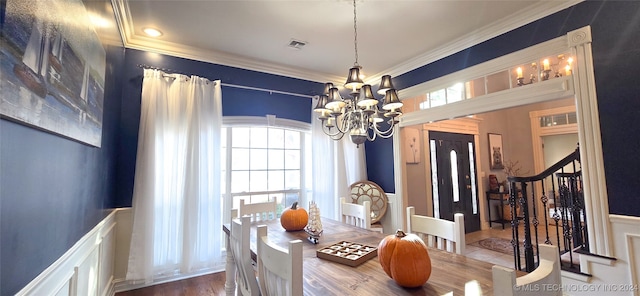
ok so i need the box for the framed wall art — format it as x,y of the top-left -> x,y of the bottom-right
488,133 -> 504,170
1,0 -> 106,147
403,127 -> 420,164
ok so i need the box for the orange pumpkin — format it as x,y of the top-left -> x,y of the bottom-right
280,202 -> 308,231
378,230 -> 432,288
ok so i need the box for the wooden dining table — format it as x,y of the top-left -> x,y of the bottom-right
223,218 -> 497,295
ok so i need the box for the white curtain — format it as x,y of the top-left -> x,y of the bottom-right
311,103 -> 337,219
126,69 -> 223,283
336,137 -> 367,202
311,100 -> 367,220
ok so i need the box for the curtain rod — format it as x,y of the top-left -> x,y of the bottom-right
137,64 -> 313,99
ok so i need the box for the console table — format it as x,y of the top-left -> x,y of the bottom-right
486,191 -> 510,229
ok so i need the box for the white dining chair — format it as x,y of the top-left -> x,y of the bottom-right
256,225 -> 303,296
229,215 -> 260,296
492,244 -> 562,296
339,197 -> 371,230
238,197 -> 278,221
406,206 -> 465,255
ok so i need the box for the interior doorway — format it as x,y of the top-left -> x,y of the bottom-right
428,131 -> 480,233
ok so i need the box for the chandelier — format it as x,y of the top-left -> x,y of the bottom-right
313,0 -> 403,147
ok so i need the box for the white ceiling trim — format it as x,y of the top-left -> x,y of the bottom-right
112,0 -> 341,83
113,0 -> 581,86
367,0 -> 583,84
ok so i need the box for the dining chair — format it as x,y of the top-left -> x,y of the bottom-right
229,215 -> 260,296
406,206 -> 465,255
256,225 -> 303,296
492,244 -> 562,296
238,197 -> 278,221
339,197 -> 371,230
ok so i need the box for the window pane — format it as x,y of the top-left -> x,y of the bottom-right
429,89 -> 446,107
251,194 -> 269,203
486,70 -> 510,94
552,114 -> 568,125
251,127 -> 268,148
285,150 -> 300,170
231,171 -> 249,193
285,130 -> 300,149
305,134 -> 312,191
285,170 -> 300,189
268,170 -> 284,191
269,129 -> 284,149
250,149 -> 268,170
568,112 -> 577,124
285,192 -> 300,209
270,193 -> 285,216
232,148 -> 250,170
233,195 -> 250,209
268,150 -> 284,169
466,77 -> 486,99
232,127 -> 250,147
446,83 -> 464,103
250,171 -> 268,192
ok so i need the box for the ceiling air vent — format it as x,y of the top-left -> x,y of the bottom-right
288,39 -> 307,50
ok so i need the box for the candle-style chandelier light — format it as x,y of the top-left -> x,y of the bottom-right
313,0 -> 403,147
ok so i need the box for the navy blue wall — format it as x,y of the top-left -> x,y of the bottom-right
366,1 -> 640,217
112,49 -> 323,207
0,44 -> 125,295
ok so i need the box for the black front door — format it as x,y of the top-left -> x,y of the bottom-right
429,131 -> 480,233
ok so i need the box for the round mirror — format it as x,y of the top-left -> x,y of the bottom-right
350,181 -> 388,223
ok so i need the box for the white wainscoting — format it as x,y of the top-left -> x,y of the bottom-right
16,210 -> 118,296
561,214 -> 640,296
19,206 -> 640,296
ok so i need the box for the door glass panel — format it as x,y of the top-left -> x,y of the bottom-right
450,150 -> 460,202
430,139 -> 440,218
468,142 -> 478,214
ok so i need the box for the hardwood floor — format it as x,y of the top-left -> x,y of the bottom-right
116,272 -> 227,296
464,224 -> 519,269
115,224 -> 542,295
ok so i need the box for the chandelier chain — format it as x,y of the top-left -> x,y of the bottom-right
352,0 -> 359,66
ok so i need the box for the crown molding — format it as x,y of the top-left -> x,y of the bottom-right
112,0 -> 340,83
367,0 -> 583,83
114,0 -> 581,85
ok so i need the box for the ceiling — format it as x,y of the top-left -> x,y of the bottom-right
110,0 -> 579,85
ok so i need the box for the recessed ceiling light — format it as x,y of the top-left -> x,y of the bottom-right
143,27 -> 162,37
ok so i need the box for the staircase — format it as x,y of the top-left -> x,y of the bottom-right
505,147 -> 591,274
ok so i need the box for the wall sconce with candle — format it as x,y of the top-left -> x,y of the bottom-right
516,55 -> 573,86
